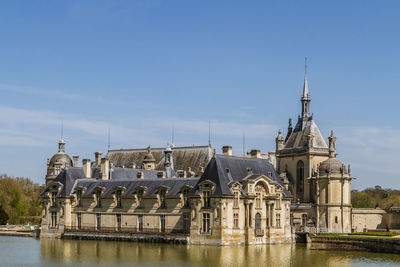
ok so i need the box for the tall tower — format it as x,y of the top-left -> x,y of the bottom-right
275,63 -> 329,202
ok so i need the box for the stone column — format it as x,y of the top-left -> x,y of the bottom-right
267,203 -> 271,227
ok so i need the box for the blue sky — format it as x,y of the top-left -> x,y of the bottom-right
0,0 -> 399,189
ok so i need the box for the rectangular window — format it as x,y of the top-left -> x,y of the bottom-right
116,190 -> 122,208
203,191 -> 210,208
51,192 -> 57,207
183,213 -> 190,231
138,215 -> 143,232
117,214 -> 121,231
302,214 -> 307,226
202,213 -> 211,233
159,190 -> 166,208
76,190 -> 82,207
233,213 -> 239,228
276,213 -> 281,228
183,188 -> 190,208
51,212 -> 57,228
96,213 -> 101,230
234,191 -> 239,208
137,189 -> 144,209
160,215 -> 166,233
96,190 -> 102,208
77,213 -> 81,229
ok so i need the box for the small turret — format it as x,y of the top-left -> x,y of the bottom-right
143,146 -> 156,170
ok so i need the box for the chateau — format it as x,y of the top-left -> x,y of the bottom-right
40,71 -> 356,244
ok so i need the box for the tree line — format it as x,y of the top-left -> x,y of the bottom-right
352,186 -> 400,209
0,174 -> 44,225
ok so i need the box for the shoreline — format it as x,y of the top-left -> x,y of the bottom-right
310,235 -> 400,254
0,231 -> 37,238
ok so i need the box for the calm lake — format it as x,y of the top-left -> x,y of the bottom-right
1,236 -> 400,267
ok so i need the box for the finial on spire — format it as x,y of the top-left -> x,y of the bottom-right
304,57 -> 308,76
328,130 -> 336,158
208,120 -> 211,147
301,58 -> 311,118
61,120 -> 64,140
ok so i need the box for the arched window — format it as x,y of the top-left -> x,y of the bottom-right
255,213 -> 261,230
296,161 -> 304,199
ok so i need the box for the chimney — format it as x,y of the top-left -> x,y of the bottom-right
222,146 -> 232,156
82,159 -> 91,178
95,152 -> 102,166
73,155 -> 79,167
100,158 -> 109,180
250,149 -> 261,159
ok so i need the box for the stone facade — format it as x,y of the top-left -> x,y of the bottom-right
40,144 -> 293,245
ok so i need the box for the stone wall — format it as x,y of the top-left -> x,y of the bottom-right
310,236 -> 400,254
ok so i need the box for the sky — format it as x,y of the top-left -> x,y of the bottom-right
0,0 -> 399,189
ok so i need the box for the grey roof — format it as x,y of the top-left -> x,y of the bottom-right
106,145 -> 213,174
41,166 -> 195,197
284,116 -> 327,149
41,167 -> 85,197
195,154 -> 292,197
75,178 -> 199,197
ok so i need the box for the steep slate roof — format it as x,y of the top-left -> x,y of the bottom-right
74,178 -> 199,197
196,154 -> 292,197
106,145 -> 213,173
284,116 -> 327,149
41,167 -> 85,197
42,166 -> 196,197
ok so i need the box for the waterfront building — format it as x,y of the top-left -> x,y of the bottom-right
274,71 -> 353,233
40,69 -> 361,244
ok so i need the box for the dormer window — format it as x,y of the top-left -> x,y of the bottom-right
136,188 -> 144,208
233,191 -> 239,208
202,191 -> 210,209
95,189 -> 102,208
76,189 -> 82,207
116,189 -> 122,208
183,188 -> 190,208
159,189 -> 166,208
51,191 -> 57,207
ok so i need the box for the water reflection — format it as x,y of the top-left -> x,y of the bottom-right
38,238 -> 400,267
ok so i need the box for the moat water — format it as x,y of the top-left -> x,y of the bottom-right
1,236 -> 400,267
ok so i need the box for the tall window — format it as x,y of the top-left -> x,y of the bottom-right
276,213 -> 281,228
183,188 -> 190,208
138,215 -> 143,232
51,192 -> 57,207
76,189 -> 82,207
296,161 -> 305,198
51,212 -> 57,228
116,190 -> 122,208
160,215 -> 166,232
96,213 -> 101,230
233,191 -> 239,208
159,189 -> 166,208
117,214 -> 121,231
95,190 -> 102,208
203,191 -> 210,208
233,213 -> 239,228
183,213 -> 190,231
77,213 -> 81,229
202,213 -> 210,233
255,213 -> 261,230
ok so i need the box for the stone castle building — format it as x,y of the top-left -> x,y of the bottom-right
40,70 -> 356,244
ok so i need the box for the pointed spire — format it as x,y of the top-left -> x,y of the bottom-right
328,130 -> 336,158
302,57 -> 310,99
58,120 -> 66,153
301,57 -> 311,118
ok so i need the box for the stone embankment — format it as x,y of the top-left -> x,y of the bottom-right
0,225 -> 39,238
63,230 -> 189,244
310,236 -> 400,254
